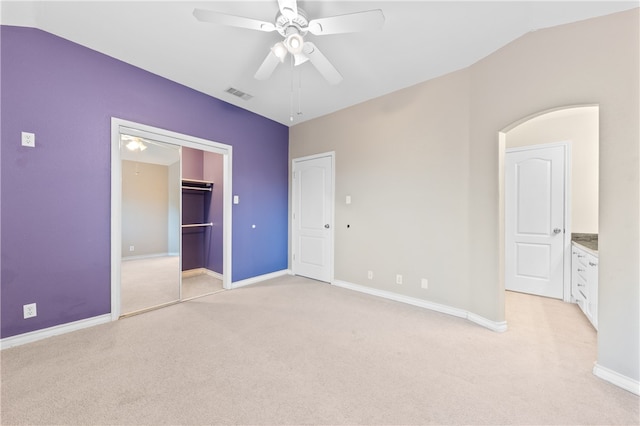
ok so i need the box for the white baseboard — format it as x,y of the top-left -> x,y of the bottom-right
1,314 -> 112,350
122,252 -> 177,261
593,362 -> 640,395
468,312 -> 508,332
1,269 -> 288,350
231,269 -> 292,289
332,280 -> 507,333
205,270 -> 223,280
182,268 -> 223,280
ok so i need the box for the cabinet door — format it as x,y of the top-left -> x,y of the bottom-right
586,254 -> 598,330
572,247 -> 588,315
571,249 -> 580,299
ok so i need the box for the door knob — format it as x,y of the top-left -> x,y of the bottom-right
553,228 -> 562,234
324,224 -> 330,229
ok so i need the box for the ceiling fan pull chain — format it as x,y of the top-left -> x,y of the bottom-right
297,67 -> 303,117
289,54 -> 294,122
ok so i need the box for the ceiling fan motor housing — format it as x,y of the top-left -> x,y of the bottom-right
275,8 -> 309,37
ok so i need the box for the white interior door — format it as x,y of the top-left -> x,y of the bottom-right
505,145 -> 566,299
292,154 -> 333,282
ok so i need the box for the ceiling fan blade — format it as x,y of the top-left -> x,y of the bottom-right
294,53 -> 309,66
193,8 -> 275,32
302,42 -> 342,85
308,9 -> 384,35
277,0 -> 298,20
254,50 -> 282,80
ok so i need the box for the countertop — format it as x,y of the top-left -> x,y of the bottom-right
572,233 -> 598,255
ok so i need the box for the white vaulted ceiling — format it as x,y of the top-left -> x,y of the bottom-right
2,1 -> 637,126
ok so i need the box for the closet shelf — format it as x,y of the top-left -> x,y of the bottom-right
182,179 -> 214,192
182,223 -> 213,228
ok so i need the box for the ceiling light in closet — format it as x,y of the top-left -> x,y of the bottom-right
122,136 -> 147,152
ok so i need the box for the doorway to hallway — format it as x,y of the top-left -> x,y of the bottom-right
500,105 -> 599,303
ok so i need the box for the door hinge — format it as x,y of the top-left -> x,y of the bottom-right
293,253 -> 296,260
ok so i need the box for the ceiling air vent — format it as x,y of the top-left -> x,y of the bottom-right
225,87 -> 253,101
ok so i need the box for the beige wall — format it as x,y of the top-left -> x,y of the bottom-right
506,106 -> 599,233
290,9 -> 639,383
469,9 -> 638,382
122,160 -> 169,257
291,69 -> 471,309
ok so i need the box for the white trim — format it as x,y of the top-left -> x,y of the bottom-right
110,120 -> 123,320
1,314 -> 111,350
231,269 -> 292,289
467,312 -> 508,332
182,268 -> 223,281
593,363 -> 640,396
122,253 -> 178,261
332,280 -> 508,333
111,117 -> 233,320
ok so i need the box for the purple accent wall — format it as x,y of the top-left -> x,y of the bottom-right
0,26 -> 289,339
181,147 -> 204,181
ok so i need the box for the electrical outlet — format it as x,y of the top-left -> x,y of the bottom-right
367,270 -> 373,280
23,303 -> 37,319
396,274 -> 403,285
21,132 -> 35,148
421,278 -> 429,289
129,245 -> 134,252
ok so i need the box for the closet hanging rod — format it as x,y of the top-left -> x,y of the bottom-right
181,223 -> 213,228
181,186 -> 212,191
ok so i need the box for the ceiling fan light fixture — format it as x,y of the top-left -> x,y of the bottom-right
271,42 -> 288,62
285,33 -> 304,55
126,139 -> 147,152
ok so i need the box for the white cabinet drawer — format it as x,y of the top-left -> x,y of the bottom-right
571,243 -> 598,330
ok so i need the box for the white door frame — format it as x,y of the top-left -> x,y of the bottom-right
291,151 -> 335,283
110,117 -> 233,320
505,141 -> 572,302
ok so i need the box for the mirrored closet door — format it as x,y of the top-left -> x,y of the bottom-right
118,135 -> 225,316
120,135 -> 181,315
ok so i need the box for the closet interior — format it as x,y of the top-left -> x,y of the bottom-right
180,147 -> 224,299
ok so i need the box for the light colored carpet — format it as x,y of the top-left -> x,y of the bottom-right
121,256 -> 180,314
121,256 -> 223,315
182,272 -> 224,300
1,275 -> 638,425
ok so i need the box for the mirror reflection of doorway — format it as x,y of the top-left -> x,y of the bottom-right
119,135 -> 224,316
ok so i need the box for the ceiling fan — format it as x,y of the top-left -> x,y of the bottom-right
193,0 -> 385,85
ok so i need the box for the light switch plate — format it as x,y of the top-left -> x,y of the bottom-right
233,195 -> 239,204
